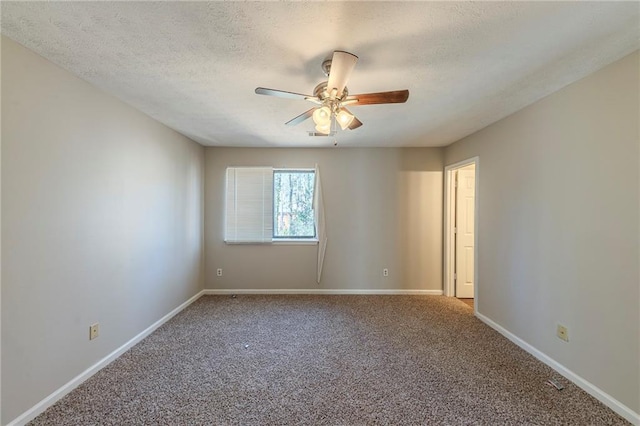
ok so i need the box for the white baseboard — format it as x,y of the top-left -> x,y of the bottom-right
203,288 -> 443,295
476,312 -> 639,425
7,290 -> 205,426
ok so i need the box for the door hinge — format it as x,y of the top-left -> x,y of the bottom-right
453,227 -> 457,234
453,273 -> 457,281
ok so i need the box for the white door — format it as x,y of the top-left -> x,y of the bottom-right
455,166 -> 475,298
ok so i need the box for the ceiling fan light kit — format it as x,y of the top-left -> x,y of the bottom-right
312,106 -> 332,126
255,50 -> 409,138
315,122 -> 331,134
336,109 -> 355,130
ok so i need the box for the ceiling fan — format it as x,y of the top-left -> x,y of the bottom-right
255,51 -> 409,136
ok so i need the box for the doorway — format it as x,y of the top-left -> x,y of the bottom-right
444,158 -> 479,311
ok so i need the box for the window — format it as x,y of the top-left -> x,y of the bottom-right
273,170 -> 316,239
225,167 -> 316,243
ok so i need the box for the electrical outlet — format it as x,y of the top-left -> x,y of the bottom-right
89,323 -> 99,340
217,268 -> 223,277
556,324 -> 569,342
383,268 -> 389,277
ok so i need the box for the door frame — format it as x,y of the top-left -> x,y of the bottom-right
443,157 -> 479,308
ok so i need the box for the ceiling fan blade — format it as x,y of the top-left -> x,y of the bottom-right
345,90 -> 409,105
340,107 -> 363,130
285,108 -> 316,126
327,51 -> 358,99
349,117 -> 363,130
255,87 -> 311,101
304,96 -> 323,105
308,131 -> 336,137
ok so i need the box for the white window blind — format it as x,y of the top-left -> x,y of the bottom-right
225,167 -> 273,243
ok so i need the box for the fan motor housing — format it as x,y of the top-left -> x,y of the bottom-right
313,81 -> 348,101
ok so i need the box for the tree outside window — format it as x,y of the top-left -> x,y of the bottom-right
273,170 -> 315,238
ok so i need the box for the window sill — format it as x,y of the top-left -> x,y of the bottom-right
272,239 -> 318,245
224,239 -> 318,245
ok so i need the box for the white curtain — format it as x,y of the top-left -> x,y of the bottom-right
225,167 -> 273,243
314,164 -> 327,283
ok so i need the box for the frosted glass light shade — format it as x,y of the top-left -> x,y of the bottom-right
315,122 -> 331,134
336,109 -> 355,130
312,106 -> 331,126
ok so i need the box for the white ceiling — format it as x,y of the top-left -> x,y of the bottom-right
2,2 -> 638,148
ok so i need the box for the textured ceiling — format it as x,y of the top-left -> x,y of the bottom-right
2,2 -> 638,148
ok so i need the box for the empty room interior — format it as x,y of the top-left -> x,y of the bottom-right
1,2 -> 639,425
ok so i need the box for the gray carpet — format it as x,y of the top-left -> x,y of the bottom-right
30,295 -> 629,425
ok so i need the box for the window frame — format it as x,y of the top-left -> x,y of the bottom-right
272,168 -> 317,242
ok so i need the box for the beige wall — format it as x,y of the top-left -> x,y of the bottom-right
445,51 -> 639,413
1,37 -> 204,424
204,147 -> 443,292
